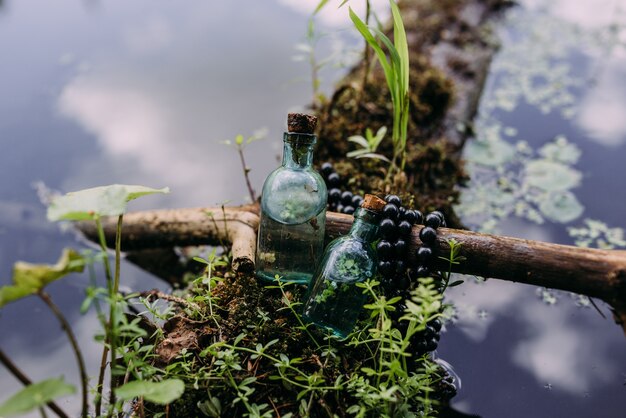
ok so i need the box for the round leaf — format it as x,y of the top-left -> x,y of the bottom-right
465,139 -> 516,167
116,379 -> 185,405
0,377 -> 75,416
0,249 -> 84,308
539,191 -> 584,223
47,184 -> 169,221
524,160 -> 581,192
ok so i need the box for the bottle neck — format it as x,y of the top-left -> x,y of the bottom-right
282,132 -> 316,170
349,208 -> 380,242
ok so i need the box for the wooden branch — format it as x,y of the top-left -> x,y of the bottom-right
77,206 -> 626,309
78,206 -> 259,273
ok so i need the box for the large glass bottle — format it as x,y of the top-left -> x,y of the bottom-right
302,194 -> 386,338
256,113 -> 327,284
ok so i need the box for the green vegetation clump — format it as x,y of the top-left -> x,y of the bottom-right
151,258 -> 452,418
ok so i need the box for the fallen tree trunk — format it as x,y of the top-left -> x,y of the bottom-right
77,206 -> 626,312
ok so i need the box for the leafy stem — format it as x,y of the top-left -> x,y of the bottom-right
267,277 -> 321,350
107,214 -> 123,416
438,238 -> 466,293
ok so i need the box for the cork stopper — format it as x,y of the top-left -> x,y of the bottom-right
361,194 -> 386,212
287,113 -> 317,134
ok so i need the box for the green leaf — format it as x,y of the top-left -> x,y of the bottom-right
538,191 -> 584,223
347,135 -> 370,149
313,0 -> 330,14
0,377 -> 75,416
465,139 -> 516,167
47,184 -> 169,221
116,379 -> 185,405
389,0 -> 409,93
354,152 -> 390,162
350,7 -> 396,105
539,136 -> 581,164
0,249 -> 84,308
524,160 -> 581,192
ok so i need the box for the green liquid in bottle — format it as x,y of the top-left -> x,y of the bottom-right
303,206 -> 381,338
256,208 -> 326,284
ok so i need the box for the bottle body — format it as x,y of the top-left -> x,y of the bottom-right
303,208 -> 380,338
256,132 -> 327,284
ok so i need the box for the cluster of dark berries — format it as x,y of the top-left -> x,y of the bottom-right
376,194 -> 422,293
374,194 -> 449,359
430,364 -> 458,404
413,210 -> 446,280
389,296 -> 443,353
320,162 -> 363,214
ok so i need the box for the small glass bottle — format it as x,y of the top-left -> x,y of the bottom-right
256,113 -> 327,284
302,194 -> 386,338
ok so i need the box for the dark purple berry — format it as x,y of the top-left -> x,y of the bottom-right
431,210 -> 445,225
416,265 -> 430,278
352,195 -> 364,208
328,188 -> 341,203
320,162 -> 334,177
414,210 -> 423,224
426,338 -> 439,352
343,205 -> 355,215
403,209 -> 418,225
414,340 -> 428,354
424,325 -> 436,340
336,204 -> 344,213
396,319 -> 410,334
327,172 -> 341,188
416,246 -> 434,264
395,303 -> 407,316
398,220 -> 412,237
430,319 -> 442,332
396,273 -> 411,290
376,240 -> 393,259
341,191 -> 354,205
385,194 -> 402,207
425,213 -> 442,229
395,259 -> 407,275
397,206 -> 406,219
394,239 -> 407,257
419,227 -> 437,245
378,260 -> 394,276
382,203 -> 399,220
379,218 -> 397,239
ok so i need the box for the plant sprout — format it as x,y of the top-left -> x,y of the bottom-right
347,125 -> 390,162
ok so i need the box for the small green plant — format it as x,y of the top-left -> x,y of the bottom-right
350,0 -> 411,177
439,238 -> 466,292
222,129 -> 266,203
347,126 -> 391,162
0,184 -> 176,418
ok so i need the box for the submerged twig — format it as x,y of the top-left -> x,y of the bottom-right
37,292 -> 88,417
0,348 -> 70,418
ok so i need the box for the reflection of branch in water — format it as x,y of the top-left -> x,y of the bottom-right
0,348 -> 70,418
